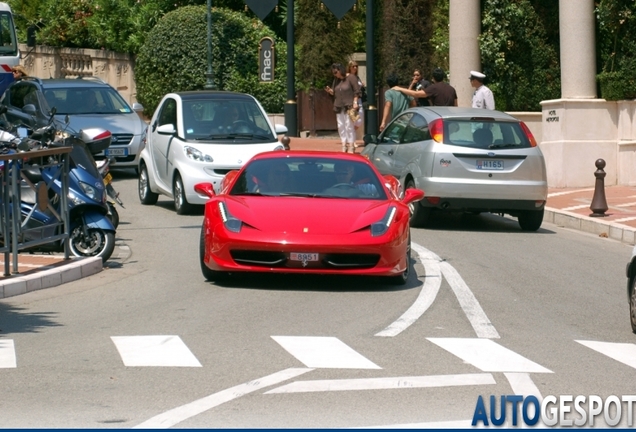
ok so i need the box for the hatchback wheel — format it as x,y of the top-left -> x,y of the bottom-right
518,209 -> 544,231
138,164 -> 158,205
406,180 -> 430,227
174,173 -> 193,215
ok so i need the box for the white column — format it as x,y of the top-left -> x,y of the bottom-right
559,0 -> 596,98
449,0 -> 481,107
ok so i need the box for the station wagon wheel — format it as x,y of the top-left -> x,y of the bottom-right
630,277 -> 636,334
173,173 -> 193,215
518,209 -> 544,231
405,180 -> 430,228
138,163 -> 158,205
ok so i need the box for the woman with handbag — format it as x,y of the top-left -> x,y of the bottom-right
325,63 -> 361,153
347,60 -> 366,145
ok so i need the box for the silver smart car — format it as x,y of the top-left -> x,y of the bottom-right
361,107 -> 547,231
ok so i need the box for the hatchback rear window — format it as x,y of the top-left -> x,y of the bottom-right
444,120 -> 532,149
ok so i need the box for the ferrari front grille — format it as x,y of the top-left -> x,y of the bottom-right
230,250 -> 286,266
322,253 -> 380,268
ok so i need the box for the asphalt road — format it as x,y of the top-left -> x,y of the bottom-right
0,169 -> 634,428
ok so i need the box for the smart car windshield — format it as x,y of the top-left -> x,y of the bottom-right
230,157 -> 387,200
184,98 -> 276,142
43,86 -> 132,115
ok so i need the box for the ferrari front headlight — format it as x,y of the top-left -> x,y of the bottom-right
370,206 -> 396,237
218,201 -> 242,233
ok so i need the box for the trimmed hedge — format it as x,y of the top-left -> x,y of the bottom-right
135,6 -> 287,115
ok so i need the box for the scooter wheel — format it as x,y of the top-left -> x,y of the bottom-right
107,202 -> 120,229
69,228 -> 116,264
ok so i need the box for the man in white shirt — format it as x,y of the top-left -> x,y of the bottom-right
469,71 -> 495,110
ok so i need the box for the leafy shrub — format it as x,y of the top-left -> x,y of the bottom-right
135,5 -> 287,115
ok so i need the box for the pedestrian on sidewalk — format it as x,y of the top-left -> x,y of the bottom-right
380,73 -> 416,132
469,70 -> 495,110
347,60 -> 366,146
325,63 -> 361,153
408,69 -> 430,106
393,67 -> 457,107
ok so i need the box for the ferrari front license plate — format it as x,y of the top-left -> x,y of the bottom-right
476,160 -> 504,170
290,252 -> 319,262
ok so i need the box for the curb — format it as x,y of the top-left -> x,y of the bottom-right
0,256 -> 103,299
545,207 -> 636,245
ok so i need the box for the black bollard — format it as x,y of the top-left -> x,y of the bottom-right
281,135 -> 291,150
589,158 -> 609,217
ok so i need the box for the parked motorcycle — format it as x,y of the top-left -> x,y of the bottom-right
1,111 -> 118,263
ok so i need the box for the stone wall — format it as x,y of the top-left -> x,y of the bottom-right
18,44 -> 138,105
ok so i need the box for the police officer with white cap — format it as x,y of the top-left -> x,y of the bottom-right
469,70 -> 495,110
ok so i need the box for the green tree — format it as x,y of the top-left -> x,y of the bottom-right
135,5 -> 287,114
480,0 -> 560,111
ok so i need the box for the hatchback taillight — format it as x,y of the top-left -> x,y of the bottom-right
520,122 -> 537,147
430,119 -> 443,143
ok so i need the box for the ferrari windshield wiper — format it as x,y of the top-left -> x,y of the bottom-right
232,192 -> 265,196
278,192 -> 319,197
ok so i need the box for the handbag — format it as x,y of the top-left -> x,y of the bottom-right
348,107 -> 360,123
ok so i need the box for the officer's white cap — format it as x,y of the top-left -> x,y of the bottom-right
469,70 -> 486,79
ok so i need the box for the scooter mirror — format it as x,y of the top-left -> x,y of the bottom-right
17,140 -> 31,152
16,127 -> 29,138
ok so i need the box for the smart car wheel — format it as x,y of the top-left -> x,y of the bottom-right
406,180 -> 430,227
518,209 -> 544,231
199,226 -> 227,282
630,277 -> 636,334
173,173 -> 193,215
138,163 -> 158,205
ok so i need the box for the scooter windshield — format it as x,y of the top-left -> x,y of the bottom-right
69,139 -> 101,179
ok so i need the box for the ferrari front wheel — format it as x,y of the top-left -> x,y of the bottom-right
199,227 -> 227,282
387,234 -> 411,286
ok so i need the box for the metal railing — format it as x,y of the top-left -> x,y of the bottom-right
0,147 -> 71,276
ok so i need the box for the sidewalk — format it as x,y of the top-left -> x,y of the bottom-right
2,135 -> 633,299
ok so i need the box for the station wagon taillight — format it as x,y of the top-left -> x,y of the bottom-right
520,122 -> 537,147
430,119 -> 444,143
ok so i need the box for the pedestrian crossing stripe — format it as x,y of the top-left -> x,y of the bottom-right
272,336 -> 381,369
0,339 -> 16,368
111,335 -> 202,367
576,340 -> 636,370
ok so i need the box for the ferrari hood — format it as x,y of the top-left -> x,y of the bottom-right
225,196 -> 392,235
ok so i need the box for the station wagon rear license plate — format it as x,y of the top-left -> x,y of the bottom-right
105,148 -> 128,157
290,252 -> 319,264
476,160 -> 504,170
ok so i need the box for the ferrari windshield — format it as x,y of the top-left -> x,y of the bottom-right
183,98 -> 276,142
230,157 -> 387,200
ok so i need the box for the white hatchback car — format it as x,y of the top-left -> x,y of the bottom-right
138,91 -> 287,214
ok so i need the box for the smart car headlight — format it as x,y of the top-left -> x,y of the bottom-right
184,146 -> 214,162
218,201 -> 242,233
370,206 -> 396,237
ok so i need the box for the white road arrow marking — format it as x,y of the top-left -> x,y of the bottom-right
264,373 -> 495,394
272,336 -> 381,369
0,339 -> 16,368
576,340 -> 636,369
111,335 -> 202,367
428,338 -> 552,373
134,368 -> 312,429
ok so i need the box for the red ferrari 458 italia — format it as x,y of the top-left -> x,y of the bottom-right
196,151 -> 424,285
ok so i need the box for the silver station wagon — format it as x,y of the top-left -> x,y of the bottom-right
361,107 -> 547,231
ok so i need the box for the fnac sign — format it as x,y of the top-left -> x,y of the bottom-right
259,37 -> 275,83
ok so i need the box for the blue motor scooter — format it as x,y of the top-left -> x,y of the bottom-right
17,123 -> 117,263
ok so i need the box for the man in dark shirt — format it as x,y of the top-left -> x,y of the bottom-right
393,67 -> 458,107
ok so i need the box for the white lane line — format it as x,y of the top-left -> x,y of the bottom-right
375,243 -> 442,337
576,340 -> 636,369
547,188 -> 595,197
616,202 -> 636,207
0,340 -> 16,368
272,336 -> 381,369
428,338 -> 553,373
133,368 -> 312,429
111,336 -> 202,367
438,261 -> 500,339
264,373 -> 495,394
504,372 -> 543,399
561,204 -> 589,211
